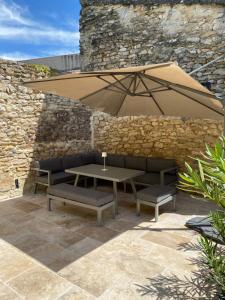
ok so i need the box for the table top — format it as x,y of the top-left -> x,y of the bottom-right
65,164 -> 145,182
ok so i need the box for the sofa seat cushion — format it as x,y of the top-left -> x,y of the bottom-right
137,185 -> 176,203
62,154 -> 82,170
135,173 -> 177,185
147,158 -> 176,173
125,156 -> 146,171
37,172 -> 75,185
48,183 -> 113,207
107,154 -> 125,168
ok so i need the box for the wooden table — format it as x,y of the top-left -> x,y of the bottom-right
66,164 -> 145,213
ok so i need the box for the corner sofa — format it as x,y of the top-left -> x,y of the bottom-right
33,151 -> 178,192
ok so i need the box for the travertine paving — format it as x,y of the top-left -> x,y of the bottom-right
0,187 -> 217,299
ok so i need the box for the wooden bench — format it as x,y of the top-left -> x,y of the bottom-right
47,183 -> 115,226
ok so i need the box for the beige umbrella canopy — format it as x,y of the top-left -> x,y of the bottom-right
24,62 -> 223,119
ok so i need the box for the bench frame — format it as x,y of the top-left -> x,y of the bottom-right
48,194 -> 115,226
137,195 -> 176,222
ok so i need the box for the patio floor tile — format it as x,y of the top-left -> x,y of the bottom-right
57,285 -> 96,300
0,281 -> 23,300
7,265 -> 72,300
0,250 -> 36,282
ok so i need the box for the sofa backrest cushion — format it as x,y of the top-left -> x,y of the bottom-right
62,154 -> 82,170
95,152 -> 104,165
81,152 -> 96,165
107,154 -> 125,168
147,158 -> 176,173
125,156 -> 146,171
39,157 -> 63,173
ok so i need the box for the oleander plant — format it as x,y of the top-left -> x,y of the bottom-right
179,137 -> 225,299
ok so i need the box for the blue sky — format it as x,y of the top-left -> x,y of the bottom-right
0,0 -> 80,60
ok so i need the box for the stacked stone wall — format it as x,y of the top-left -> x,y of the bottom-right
80,2 -> 225,99
93,114 -> 223,169
0,60 -> 92,200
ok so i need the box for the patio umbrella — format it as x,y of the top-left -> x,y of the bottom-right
24,62 -> 223,120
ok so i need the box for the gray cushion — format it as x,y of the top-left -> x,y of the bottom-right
125,156 -> 146,171
135,173 -> 177,185
81,152 -> 96,165
147,158 -> 176,173
201,226 -> 224,245
48,183 -> 113,207
95,152 -> 104,165
185,217 -> 211,229
39,158 -> 64,173
137,185 -> 176,203
62,154 -> 82,170
37,172 -> 75,185
107,154 -> 125,168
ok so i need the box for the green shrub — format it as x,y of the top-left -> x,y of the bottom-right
179,137 -> 225,298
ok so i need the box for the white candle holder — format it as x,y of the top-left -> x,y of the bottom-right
102,152 -> 107,171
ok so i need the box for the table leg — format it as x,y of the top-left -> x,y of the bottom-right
93,177 -> 97,190
113,181 -> 118,214
74,174 -> 80,186
129,179 -> 137,200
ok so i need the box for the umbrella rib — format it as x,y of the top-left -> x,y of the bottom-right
115,77 -> 135,116
138,74 -> 165,115
111,75 -> 133,94
143,74 -> 223,116
144,73 -> 218,100
79,74 -> 132,101
169,86 -> 224,116
98,75 -> 133,94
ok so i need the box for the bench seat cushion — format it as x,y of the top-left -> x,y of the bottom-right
62,154 -> 82,170
137,185 -> 176,203
135,173 -> 177,185
37,172 -> 75,185
48,183 -> 113,207
147,158 -> 176,172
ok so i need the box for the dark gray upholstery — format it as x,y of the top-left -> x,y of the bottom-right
147,158 -> 176,173
137,185 -> 176,203
62,154 -> 82,170
95,152 -> 104,165
125,156 -> 146,171
201,226 -> 224,245
48,183 -> 113,207
185,217 -> 211,230
39,158 -> 64,173
107,154 -> 125,168
81,152 -> 96,165
37,172 -> 75,185
135,173 -> 177,185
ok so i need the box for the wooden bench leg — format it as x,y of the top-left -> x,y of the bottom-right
155,205 -> 159,222
97,209 -> 102,226
136,200 -> 141,216
48,198 -> 52,211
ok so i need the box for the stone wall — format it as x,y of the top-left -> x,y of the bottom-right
0,60 -> 92,200
80,2 -> 225,98
93,114 -> 223,168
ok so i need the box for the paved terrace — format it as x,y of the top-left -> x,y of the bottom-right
0,187 -> 216,299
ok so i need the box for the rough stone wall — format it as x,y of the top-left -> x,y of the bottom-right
0,60 -> 92,200
80,2 -> 225,98
93,114 -> 223,169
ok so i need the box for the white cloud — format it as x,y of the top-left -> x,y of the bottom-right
0,51 -> 37,61
0,0 -> 79,46
0,0 -> 32,25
